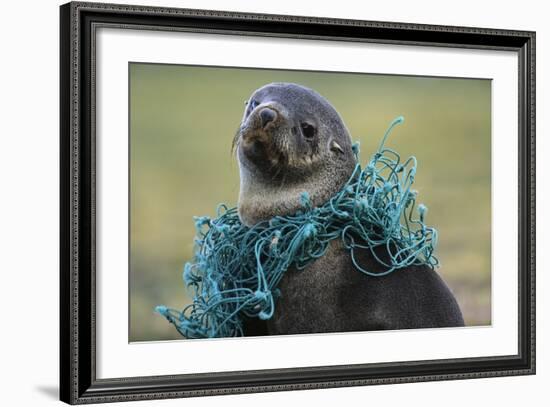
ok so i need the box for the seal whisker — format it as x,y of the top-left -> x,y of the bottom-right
276,171 -> 287,193
267,155 -> 283,182
231,126 -> 243,156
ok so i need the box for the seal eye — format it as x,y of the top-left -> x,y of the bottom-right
301,123 -> 316,141
245,99 -> 259,117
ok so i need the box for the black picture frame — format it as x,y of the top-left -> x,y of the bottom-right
60,1 -> 536,404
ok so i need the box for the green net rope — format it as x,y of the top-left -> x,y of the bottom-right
156,116 -> 438,338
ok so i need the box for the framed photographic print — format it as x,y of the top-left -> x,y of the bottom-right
60,1 -> 536,404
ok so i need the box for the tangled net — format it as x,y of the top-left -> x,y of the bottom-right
156,116 -> 438,338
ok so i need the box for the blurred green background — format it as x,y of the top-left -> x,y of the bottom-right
129,63 -> 491,342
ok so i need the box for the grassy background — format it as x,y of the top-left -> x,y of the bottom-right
129,63 -> 491,342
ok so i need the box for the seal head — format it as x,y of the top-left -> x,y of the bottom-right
234,82 -> 356,226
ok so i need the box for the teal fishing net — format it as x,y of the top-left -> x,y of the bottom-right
156,116 -> 438,339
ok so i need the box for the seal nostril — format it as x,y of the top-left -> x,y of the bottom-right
259,108 -> 277,128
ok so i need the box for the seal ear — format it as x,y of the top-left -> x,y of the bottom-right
329,139 -> 345,154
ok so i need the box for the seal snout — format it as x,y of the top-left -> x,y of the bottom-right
240,103 -> 281,147
259,107 -> 277,129
237,103 -> 281,166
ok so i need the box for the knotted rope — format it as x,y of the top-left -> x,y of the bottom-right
156,116 -> 438,338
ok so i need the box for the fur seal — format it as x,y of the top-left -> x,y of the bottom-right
234,82 -> 464,336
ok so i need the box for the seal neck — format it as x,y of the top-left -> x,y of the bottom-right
237,162 -> 354,226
